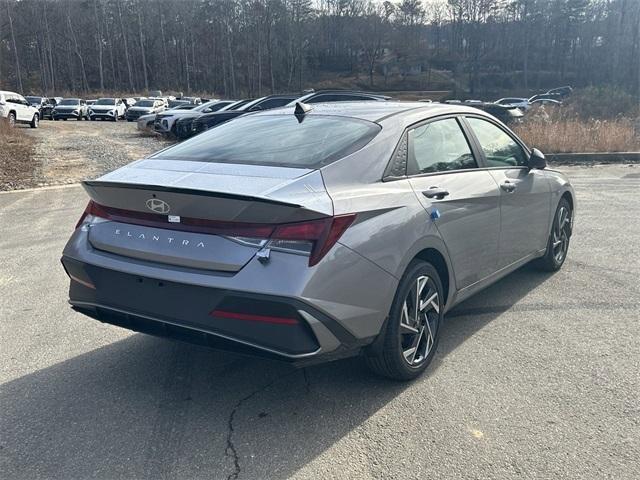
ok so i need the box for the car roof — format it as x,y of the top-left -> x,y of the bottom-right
252,101 -> 490,124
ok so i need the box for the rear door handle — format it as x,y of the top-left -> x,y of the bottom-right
423,187 -> 450,200
500,181 -> 517,193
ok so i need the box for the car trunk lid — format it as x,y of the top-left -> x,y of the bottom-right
82,159 -> 333,272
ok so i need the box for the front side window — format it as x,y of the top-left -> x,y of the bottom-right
152,114 -> 381,169
466,117 -> 527,167
408,118 -> 477,175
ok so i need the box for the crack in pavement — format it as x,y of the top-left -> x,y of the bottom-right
224,371 -> 298,480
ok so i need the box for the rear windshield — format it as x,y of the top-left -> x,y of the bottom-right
151,114 -> 381,168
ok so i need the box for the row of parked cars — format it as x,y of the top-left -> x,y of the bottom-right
0,91 -> 205,127
138,90 -> 391,140
2,86 -> 570,132
142,88 -> 560,141
494,86 -> 572,109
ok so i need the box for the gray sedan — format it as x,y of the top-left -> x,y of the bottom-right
61,101 -> 575,380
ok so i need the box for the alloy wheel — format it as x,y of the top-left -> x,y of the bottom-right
400,275 -> 440,366
552,206 -> 571,263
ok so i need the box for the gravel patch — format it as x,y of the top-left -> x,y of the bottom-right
2,120 -> 173,190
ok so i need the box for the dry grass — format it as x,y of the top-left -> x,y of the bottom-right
0,120 -> 38,190
513,116 -> 640,153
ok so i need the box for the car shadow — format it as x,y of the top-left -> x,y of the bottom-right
0,264 -> 553,479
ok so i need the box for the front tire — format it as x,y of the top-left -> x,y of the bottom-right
366,260 -> 444,381
536,197 -> 572,271
7,112 -> 16,127
30,114 -> 39,128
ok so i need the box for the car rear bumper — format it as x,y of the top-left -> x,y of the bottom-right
62,256 -> 363,364
61,227 -> 397,364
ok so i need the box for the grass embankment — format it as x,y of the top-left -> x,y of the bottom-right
513,87 -> 640,153
0,121 -> 37,191
514,117 -> 640,153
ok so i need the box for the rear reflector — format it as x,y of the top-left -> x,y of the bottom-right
210,309 -> 299,325
76,201 -> 356,266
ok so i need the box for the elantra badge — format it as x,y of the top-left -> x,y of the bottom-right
146,198 -> 170,214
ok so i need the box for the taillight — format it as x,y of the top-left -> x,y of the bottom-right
75,200 -> 355,266
269,214 -> 356,266
74,200 -> 109,229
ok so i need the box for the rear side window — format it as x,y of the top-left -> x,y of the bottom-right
466,117 -> 527,167
152,114 -> 381,168
408,118 -> 477,174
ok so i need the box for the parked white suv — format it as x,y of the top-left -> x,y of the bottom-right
88,98 -> 127,121
0,91 -> 40,128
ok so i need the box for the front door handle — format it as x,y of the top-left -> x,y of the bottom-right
423,187 -> 450,200
500,181 -> 517,193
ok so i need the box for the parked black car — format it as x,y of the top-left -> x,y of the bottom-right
25,96 -> 48,115
171,101 -> 244,138
179,95 -> 296,140
27,95 -> 66,121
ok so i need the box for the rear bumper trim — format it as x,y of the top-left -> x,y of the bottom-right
70,300 -> 322,360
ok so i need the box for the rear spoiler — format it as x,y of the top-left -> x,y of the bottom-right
81,180 -> 331,224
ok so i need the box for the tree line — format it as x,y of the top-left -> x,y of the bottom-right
1,0 -> 638,98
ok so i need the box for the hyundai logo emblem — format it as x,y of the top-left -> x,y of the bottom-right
145,198 -> 170,214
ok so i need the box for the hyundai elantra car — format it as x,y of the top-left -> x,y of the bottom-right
62,101 -> 575,380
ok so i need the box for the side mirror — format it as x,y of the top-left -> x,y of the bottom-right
527,148 -> 546,169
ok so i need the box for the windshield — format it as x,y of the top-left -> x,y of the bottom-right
95,98 -> 116,105
26,96 -> 42,103
135,100 -> 155,107
59,99 -> 80,106
152,114 -> 381,169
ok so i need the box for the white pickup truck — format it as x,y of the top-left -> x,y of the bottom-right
0,91 -> 40,128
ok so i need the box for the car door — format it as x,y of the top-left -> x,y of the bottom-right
7,94 -> 25,121
464,116 -> 551,268
407,116 -> 502,289
18,95 -> 33,122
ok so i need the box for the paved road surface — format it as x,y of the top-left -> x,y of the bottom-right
1,165 -> 638,479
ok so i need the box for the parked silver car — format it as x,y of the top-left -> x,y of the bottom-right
125,98 -> 165,122
62,102 -> 575,380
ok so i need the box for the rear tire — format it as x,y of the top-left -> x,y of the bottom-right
365,260 -> 444,381
30,114 -> 39,128
7,112 -> 16,127
536,198 -> 572,271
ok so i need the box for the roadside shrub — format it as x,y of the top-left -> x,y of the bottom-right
562,86 -> 640,120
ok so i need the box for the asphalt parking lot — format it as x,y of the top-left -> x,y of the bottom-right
0,164 -> 638,479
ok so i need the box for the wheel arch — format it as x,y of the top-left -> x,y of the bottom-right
414,248 -> 451,311
396,235 -> 456,312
